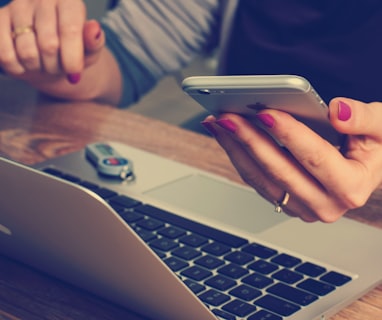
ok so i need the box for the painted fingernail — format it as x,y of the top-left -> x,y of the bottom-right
338,101 -> 351,121
216,119 -> 237,133
95,29 -> 102,40
256,113 -> 275,128
201,121 -> 217,136
67,73 -> 81,84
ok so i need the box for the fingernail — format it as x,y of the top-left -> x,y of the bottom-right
256,113 -> 275,128
338,101 -> 351,121
200,121 -> 217,136
67,73 -> 81,84
95,29 -> 102,40
216,119 -> 237,133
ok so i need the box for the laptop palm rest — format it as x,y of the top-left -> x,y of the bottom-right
145,174 -> 289,234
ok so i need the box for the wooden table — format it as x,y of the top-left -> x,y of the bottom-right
0,77 -> 381,319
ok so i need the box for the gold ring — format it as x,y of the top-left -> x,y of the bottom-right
12,26 -> 34,39
274,191 -> 290,213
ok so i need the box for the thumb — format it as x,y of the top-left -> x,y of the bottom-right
329,97 -> 382,141
83,20 -> 105,65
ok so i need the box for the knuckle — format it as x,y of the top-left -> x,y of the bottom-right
314,192 -> 368,223
340,192 -> 368,210
39,37 -> 59,56
302,149 -> 327,168
0,50 -> 16,66
18,49 -> 38,64
59,24 -> 82,38
0,52 -> 23,74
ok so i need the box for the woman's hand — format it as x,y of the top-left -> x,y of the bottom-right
202,98 -> 382,223
0,0 -> 117,102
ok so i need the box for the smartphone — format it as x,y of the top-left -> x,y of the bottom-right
182,75 -> 342,145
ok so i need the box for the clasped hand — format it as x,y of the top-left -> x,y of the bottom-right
0,0 -> 103,84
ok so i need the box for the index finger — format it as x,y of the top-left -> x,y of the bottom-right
255,109 -> 374,204
57,0 -> 86,74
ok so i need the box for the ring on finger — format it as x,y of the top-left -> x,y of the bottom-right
274,191 -> 290,213
12,26 -> 34,39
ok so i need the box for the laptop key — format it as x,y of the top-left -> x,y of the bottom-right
248,309 -> 282,320
157,226 -> 186,239
172,246 -> 201,260
184,279 -> 206,294
295,262 -> 326,277
205,275 -> 237,291
224,251 -> 253,265
109,195 -> 141,208
42,167 -> 64,177
149,237 -> 178,251
222,299 -> 257,317
242,243 -> 278,259
212,309 -> 236,320
199,289 -> 230,306
132,226 -> 157,242
218,263 -> 249,279
93,187 -> 118,199
320,271 -> 352,286
242,273 -> 274,289
119,210 -> 144,223
181,266 -> 212,281
163,257 -> 189,272
267,283 -> 318,306
180,234 -> 208,247
297,278 -> 335,296
254,294 -> 300,316
194,255 -> 225,270
135,204 -> 248,248
61,173 -> 82,183
229,284 -> 262,301
202,242 -> 231,256
136,217 -> 164,231
271,253 -> 302,268
272,269 -> 304,284
248,260 -> 279,274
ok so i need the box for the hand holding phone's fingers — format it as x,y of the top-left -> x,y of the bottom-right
205,109 -> 382,222
330,98 -> 382,140
202,115 -> 335,222
253,108 -> 381,216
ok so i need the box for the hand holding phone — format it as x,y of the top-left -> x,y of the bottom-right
182,75 -> 343,145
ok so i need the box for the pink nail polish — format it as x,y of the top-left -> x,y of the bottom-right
95,30 -> 102,40
256,113 -> 275,128
216,119 -> 237,133
200,121 -> 217,136
338,101 -> 351,121
67,73 -> 81,84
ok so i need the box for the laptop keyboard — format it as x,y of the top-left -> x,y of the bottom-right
42,168 -> 352,320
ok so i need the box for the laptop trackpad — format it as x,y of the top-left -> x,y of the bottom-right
145,174 -> 289,234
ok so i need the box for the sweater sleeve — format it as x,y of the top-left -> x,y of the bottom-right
101,0 -> 222,107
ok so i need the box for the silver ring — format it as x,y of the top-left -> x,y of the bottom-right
274,191 -> 290,213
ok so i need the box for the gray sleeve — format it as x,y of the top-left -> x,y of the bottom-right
101,0 -> 222,81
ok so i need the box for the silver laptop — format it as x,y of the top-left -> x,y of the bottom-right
0,141 -> 381,320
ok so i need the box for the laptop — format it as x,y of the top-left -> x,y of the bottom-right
0,141 -> 381,320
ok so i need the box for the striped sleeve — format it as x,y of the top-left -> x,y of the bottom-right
101,0 -> 222,107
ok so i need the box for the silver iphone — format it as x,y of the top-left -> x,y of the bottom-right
182,75 -> 342,145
